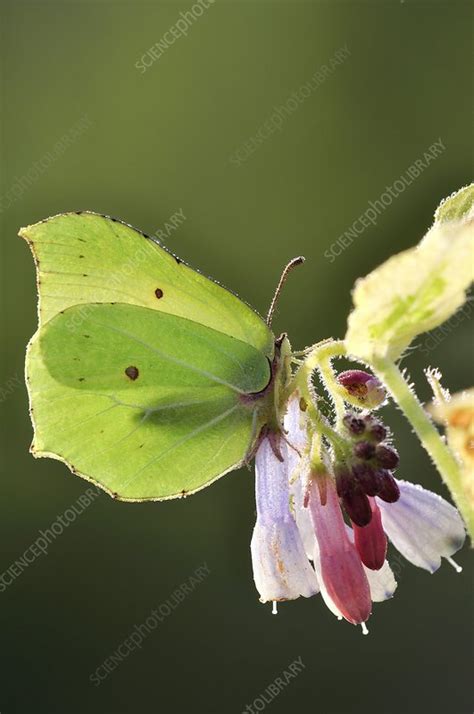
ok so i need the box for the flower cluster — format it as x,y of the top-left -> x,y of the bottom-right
336,411 -> 400,529
250,391 -> 466,630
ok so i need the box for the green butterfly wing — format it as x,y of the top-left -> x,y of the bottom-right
20,211 -> 273,356
27,303 -> 272,500
22,213 -> 277,501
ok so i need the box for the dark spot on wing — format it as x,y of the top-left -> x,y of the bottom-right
78,377 -> 85,382
83,334 -> 90,339
75,211 -> 83,215
125,366 -> 139,380
83,274 -> 88,277
139,443 -> 145,449
79,254 -> 84,258
174,256 -> 182,264
155,287 -> 164,299
78,238 -> 86,243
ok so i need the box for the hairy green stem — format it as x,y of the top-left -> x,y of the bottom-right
372,357 -> 474,538
292,339 -> 349,459
294,339 -> 348,429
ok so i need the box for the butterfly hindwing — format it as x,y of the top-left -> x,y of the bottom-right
28,303 -> 272,500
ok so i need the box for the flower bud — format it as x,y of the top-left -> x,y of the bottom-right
367,422 -> 387,443
353,499 -> 387,571
352,463 -> 379,497
342,488 -> 372,527
342,413 -> 366,436
337,370 -> 386,409
375,444 -> 399,470
376,470 -> 400,503
353,440 -> 376,461
335,466 -> 352,498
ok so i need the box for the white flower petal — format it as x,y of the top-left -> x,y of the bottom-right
376,479 -> 466,573
364,561 -> 397,602
251,437 -> 319,602
251,519 -> 319,602
284,395 -> 317,559
284,393 -> 308,451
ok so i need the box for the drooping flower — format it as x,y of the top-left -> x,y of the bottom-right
376,480 -> 466,573
307,474 -> 372,625
250,434 -> 319,602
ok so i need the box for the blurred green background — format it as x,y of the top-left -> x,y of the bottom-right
0,1 -> 472,712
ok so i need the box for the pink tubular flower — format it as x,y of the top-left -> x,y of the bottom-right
307,475 -> 372,625
312,522 -> 397,623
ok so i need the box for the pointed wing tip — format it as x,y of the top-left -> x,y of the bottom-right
19,225 -> 32,241
18,211 -> 92,240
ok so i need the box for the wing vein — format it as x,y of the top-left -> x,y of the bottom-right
120,403 -> 240,491
91,319 -> 246,394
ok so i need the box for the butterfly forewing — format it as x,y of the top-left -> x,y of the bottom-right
20,212 -> 273,356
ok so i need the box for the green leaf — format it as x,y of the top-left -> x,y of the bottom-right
434,183 -> 474,224
345,206 -> 473,362
28,304 -> 272,501
20,211 -> 273,357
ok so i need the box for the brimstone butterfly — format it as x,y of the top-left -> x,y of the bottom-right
21,212 -> 299,501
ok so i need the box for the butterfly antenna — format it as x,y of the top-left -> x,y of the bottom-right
266,256 -> 305,327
